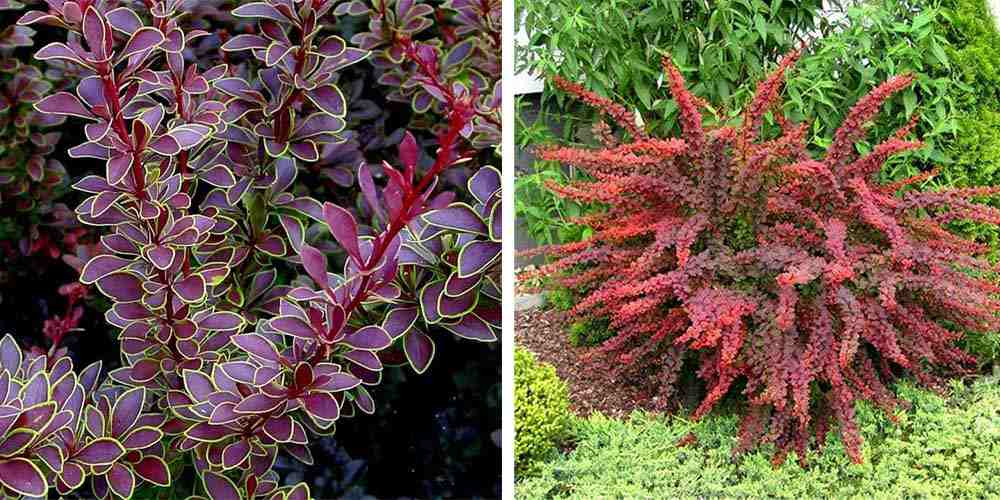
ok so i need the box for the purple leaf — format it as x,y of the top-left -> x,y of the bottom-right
399,131 -> 419,175
0,430 -> 35,456
170,124 -> 211,149
280,215 -> 305,254
107,463 -> 135,499
73,175 -> 112,193
469,165 -> 500,204
265,42 -> 293,67
200,165 -> 237,188
174,274 -> 206,303
80,255 -> 132,284
74,438 -> 126,465
343,350 -> 382,371
222,34 -> 269,51
383,307 -> 419,339
404,330 -> 435,374
231,2 -> 287,21
343,325 -> 392,351
445,272 -> 481,297
83,7 -> 110,60
145,244 -> 176,270
133,455 -> 170,486
317,36 -> 346,57
322,203 -> 362,264
234,393 -> 284,413
186,422 -> 236,441
120,27 -> 164,59
148,134 -> 181,155
287,483 -> 311,500
270,316 -> 317,340
204,470 -> 240,500
256,233 -> 287,257
199,311 -> 244,330
222,439 -> 251,469
35,92 -> 93,119
209,403 -> 240,424
0,458 -> 46,497
107,153 -> 132,185
106,7 -> 142,34
439,289 -> 477,317
0,336 -> 20,374
444,314 -> 497,342
314,372 -> 361,392
34,42 -> 82,64
306,85 -> 346,116
420,280 -> 445,324
299,244 -> 329,289
458,241 -> 501,278
357,163 -> 383,221
262,415 -> 294,442
96,273 -> 143,302
424,204 -> 487,234
121,426 -> 162,450
111,387 -> 144,437
444,39 -> 475,67
490,201 -> 502,239
354,386 -> 375,414
183,369 -> 213,401
301,392 -> 339,420
232,334 -> 281,363
59,462 -> 86,490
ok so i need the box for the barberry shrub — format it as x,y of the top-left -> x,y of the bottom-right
0,15 -> 80,257
523,50 -> 1000,465
11,0 -> 499,497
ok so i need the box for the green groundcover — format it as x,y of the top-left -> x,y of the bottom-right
518,380 -> 1000,499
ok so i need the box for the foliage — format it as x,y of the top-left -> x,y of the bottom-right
942,0 -> 1000,105
516,380 -> 1000,498
0,333 -> 173,498
514,162 -> 593,246
514,347 -> 572,477
13,0 -> 500,496
514,96 -> 596,246
516,0 -> 827,136
931,0 -> 1000,260
543,287 -> 573,312
523,51 -> 1000,465
0,17 -> 80,258
567,318 -> 612,348
346,0 -> 501,149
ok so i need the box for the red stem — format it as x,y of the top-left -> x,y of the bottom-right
401,39 -> 500,128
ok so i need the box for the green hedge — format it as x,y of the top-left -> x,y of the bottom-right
517,380 -> 1000,498
515,347 -> 573,477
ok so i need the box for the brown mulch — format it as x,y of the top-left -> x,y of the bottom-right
516,307 -> 657,419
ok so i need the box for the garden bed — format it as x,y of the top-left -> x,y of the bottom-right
515,307 -> 654,418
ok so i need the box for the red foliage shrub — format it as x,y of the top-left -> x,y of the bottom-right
522,51 -> 1000,465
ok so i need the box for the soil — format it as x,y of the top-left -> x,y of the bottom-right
515,307 -> 658,419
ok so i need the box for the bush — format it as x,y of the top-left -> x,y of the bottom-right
516,380 -> 1000,498
568,318 -> 613,348
515,347 -> 573,477
524,51 -> 1000,464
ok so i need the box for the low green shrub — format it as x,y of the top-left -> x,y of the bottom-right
517,380 -> 1000,498
515,347 -> 574,477
567,319 -> 613,348
544,287 -> 575,311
